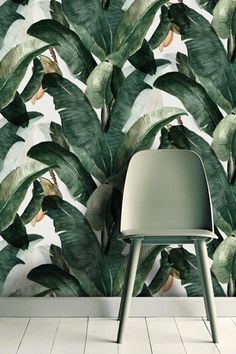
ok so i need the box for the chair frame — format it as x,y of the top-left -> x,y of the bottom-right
117,237 -> 218,344
116,150 -> 219,344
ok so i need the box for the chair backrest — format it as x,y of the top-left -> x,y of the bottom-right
121,149 -> 213,235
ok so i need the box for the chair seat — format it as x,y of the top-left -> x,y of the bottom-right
120,229 -> 218,243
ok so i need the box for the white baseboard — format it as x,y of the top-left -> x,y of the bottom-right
0,297 -> 235,317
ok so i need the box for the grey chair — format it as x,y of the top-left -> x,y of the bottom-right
117,149 -> 218,344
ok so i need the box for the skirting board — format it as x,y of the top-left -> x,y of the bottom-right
0,297 -> 235,317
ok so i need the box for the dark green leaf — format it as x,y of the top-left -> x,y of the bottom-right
149,5 -> 171,49
42,196 -> 113,296
0,121 -> 24,171
113,0 -> 168,55
176,52 -> 195,81
134,245 -> 167,295
49,122 -> 69,150
50,0 -> 69,27
0,161 -> 51,231
168,125 -> 236,235
28,264 -> 88,296
0,214 -> 29,250
62,0 -> 112,55
148,250 -> 172,295
180,4 -> 236,107
155,72 -> 223,136
28,20 -> 96,83
110,66 -> 125,99
85,183 -> 113,231
207,228 -> 224,259
1,92 -> 29,127
28,141 -> 96,205
129,40 -> 156,74
42,73 -> 111,180
113,107 -> 187,171
50,244 -> 69,273
105,0 -> 126,34
0,38 -> 51,110
195,0 -> 219,14
106,70 -> 151,155
170,247 -> 225,296
0,0 -> 24,49
0,244 -> 24,291
21,180 -> 44,225
21,58 -> 44,102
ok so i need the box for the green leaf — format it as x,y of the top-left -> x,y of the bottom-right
0,38 -> 52,110
196,75 -> 232,114
0,122 -> 24,171
212,237 -> 236,283
42,196 -> 113,296
105,0 -> 126,35
62,0 -> 112,55
134,245 -> 167,296
50,0 -> 69,27
28,264 -> 88,296
1,92 -> 29,127
195,0 -> 219,14
85,183 -> 113,231
212,113 -> 236,161
0,214 -> 29,250
0,160 -> 51,231
176,52 -> 195,81
113,107 -> 187,171
0,0 -> 24,49
28,141 -> 96,205
21,58 -> 44,102
154,72 -> 223,136
49,122 -> 69,150
106,69 -> 151,155
113,0 -> 168,55
148,250 -> 172,295
212,0 -> 236,38
129,40 -> 156,74
170,247 -> 225,296
42,73 -> 111,179
149,5 -> 171,50
50,244 -> 69,273
0,244 -> 24,292
168,125 -> 236,236
180,4 -> 236,107
21,180 -> 44,225
86,61 -> 113,109
28,20 -> 96,83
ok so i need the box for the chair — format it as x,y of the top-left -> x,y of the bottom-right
117,149 -> 218,344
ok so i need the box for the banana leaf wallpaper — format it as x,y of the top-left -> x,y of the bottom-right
0,0 -> 235,298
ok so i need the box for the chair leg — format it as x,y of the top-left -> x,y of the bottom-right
117,239 -> 142,344
194,240 -> 219,343
194,241 -> 210,321
118,255 -> 130,321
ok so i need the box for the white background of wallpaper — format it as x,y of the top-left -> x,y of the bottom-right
0,0 -> 222,296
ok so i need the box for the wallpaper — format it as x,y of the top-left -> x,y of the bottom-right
0,0 -> 235,298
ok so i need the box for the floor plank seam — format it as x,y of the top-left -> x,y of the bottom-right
174,317 -> 188,354
16,318 -> 31,354
145,317 -> 154,354
201,317 -> 220,353
231,317 -> 236,327
83,317 -> 89,354
50,318 -> 60,354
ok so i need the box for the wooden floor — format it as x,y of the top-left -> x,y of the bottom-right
0,317 -> 236,354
